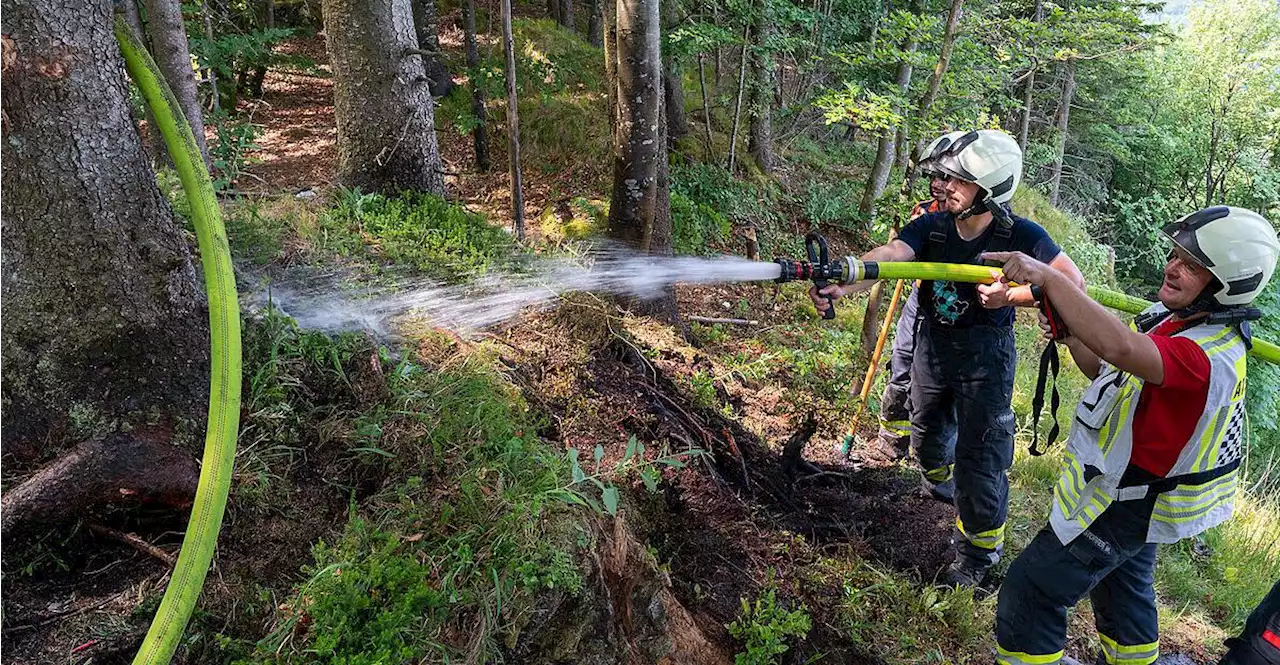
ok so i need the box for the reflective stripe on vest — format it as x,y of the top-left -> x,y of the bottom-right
1050,304 -> 1247,545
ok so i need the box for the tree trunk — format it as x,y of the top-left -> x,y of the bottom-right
1,0 -> 209,456
249,0 -> 275,98
660,0 -> 687,150
1017,0 -> 1043,152
201,0 -> 221,113
747,7 -> 774,174
412,0 -> 454,97
862,27 -> 917,219
588,0 -> 603,46
323,0 -> 445,195
549,0 -> 562,24
464,0 -> 490,171
144,0 -> 211,167
698,53 -> 714,159
560,0 -> 575,30
915,0 -> 962,121
727,24 -> 749,173
502,0 -> 525,239
604,0 -> 676,316
1048,57 -> 1076,207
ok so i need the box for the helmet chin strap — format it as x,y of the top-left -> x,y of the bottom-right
956,190 -> 991,221
1172,278 -> 1263,349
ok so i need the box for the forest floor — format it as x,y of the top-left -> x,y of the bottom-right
1,22 -> 1261,665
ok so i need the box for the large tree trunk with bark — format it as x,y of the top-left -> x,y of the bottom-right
463,0 -> 490,171
604,0 -> 676,318
323,0 -> 445,195
143,0 -> 210,167
1,0 -> 209,498
747,6 -> 774,174
1048,57 -> 1076,206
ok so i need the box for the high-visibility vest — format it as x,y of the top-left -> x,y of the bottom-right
1049,304 -> 1248,545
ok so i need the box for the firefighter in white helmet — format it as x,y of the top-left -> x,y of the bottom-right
813,129 -> 1084,586
984,206 -> 1280,665
862,131 -> 968,464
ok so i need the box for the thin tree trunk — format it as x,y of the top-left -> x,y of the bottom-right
502,0 -> 525,239
464,0 -> 490,171
249,0 -> 275,98
898,0 -> 962,190
727,23 -> 750,173
863,26 -> 917,219
1048,57 -> 1076,207
413,0 -> 454,97
748,5 -> 775,174
561,0 -> 575,30
145,0 -> 211,167
699,54 -> 714,159
1017,0 -> 1043,152
322,0 -> 445,194
119,0 -> 166,161
588,0 -> 603,45
661,0 -> 687,149
549,0 -> 562,24
202,0 -> 221,114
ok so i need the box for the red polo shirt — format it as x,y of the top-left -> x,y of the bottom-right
1129,318 -> 1212,477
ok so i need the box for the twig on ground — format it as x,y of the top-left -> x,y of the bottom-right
89,524 -> 176,566
687,315 -> 759,326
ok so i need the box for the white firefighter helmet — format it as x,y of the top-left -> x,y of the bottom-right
932,129 -> 1023,206
1163,206 -> 1280,306
916,131 -> 968,170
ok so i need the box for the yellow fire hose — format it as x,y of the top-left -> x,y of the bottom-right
853,260 -> 1280,364
114,14 -> 242,665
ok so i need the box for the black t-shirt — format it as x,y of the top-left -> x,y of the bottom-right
897,211 -> 1062,328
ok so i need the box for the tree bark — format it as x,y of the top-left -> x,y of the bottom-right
412,0 -> 454,97
1,0 -> 210,455
660,0 -> 687,149
1048,57 -> 1076,207
698,53 -> 714,159
201,0 -> 222,112
144,0 -> 211,167
747,6 -> 774,174
464,0 -> 490,171
588,0 -> 603,46
560,0 -> 575,30
727,23 -> 749,173
604,0 -> 676,318
862,26 -> 917,219
501,0 -> 525,239
896,0 -> 962,193
1017,0 -> 1043,152
322,0 -> 445,195
249,0 -> 275,98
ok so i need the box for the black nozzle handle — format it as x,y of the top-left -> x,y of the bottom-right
806,232 -> 836,320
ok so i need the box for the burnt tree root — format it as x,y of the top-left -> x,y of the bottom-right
1,429 -> 200,539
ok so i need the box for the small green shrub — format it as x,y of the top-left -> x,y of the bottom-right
672,191 -> 732,255
727,575 -> 812,665
322,189 -> 518,280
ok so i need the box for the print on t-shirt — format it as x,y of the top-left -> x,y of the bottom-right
932,280 -> 969,325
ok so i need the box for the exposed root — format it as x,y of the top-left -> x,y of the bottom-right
1,428 -> 200,539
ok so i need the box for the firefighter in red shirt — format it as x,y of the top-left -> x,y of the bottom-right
983,206 -> 1280,665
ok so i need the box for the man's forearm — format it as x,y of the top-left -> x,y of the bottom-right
1041,272 -> 1146,365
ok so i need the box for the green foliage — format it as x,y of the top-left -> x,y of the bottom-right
727,574 -> 811,665
672,191 -> 733,255
670,163 -> 798,257
797,178 -> 864,231
209,109 -> 263,191
322,189 -> 519,281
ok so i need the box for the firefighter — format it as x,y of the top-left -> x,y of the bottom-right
870,131 -> 965,468
984,206 -> 1280,665
1221,579 -> 1280,665
812,129 -> 1084,586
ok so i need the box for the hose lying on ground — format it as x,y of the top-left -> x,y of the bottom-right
114,14 -> 242,665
